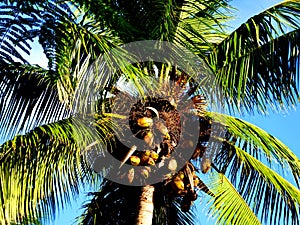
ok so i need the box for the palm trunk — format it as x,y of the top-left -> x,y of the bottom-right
135,185 -> 155,225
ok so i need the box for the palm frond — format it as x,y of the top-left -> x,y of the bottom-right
208,0 -> 300,113
0,1 -> 74,64
209,143 -> 300,225
208,173 -> 262,225
10,216 -> 42,225
0,3 -> 124,140
231,145 -> 300,225
0,62 -> 69,143
175,0 -> 232,56
74,0 -> 230,43
172,201 -> 198,225
51,8 -> 123,103
203,112 -> 300,225
208,112 -> 300,187
0,4 -> 40,63
0,117 -> 111,223
72,0 -> 143,43
77,179 -> 144,225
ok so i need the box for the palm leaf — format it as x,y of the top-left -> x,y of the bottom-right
208,173 -> 262,225
0,62 -> 70,143
168,200 -> 198,225
53,17 -> 122,103
208,112 -> 300,187
175,0 -> 232,56
0,4 -> 40,63
0,1 -> 74,64
208,144 -> 300,225
74,0 -> 231,44
73,0 -> 144,43
78,179 -> 145,225
0,2 -> 125,141
204,112 -> 300,225
232,145 -> 300,225
0,117 -> 113,223
208,0 -> 300,113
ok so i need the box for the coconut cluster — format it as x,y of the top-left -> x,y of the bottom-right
95,69 -> 213,212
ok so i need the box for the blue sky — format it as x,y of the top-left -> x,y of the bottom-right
4,0 -> 300,224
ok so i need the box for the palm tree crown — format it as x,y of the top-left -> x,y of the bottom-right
0,0 -> 300,225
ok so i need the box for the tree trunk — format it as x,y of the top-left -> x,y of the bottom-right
135,185 -> 155,225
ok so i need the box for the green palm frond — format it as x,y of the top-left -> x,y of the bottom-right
208,173 -> 262,225
0,116 -> 114,223
203,112 -> 300,225
73,0 -> 143,43
208,112 -> 300,186
0,2 -> 125,140
51,9 -> 123,103
208,0 -> 300,113
10,216 -> 42,225
168,200 -> 197,225
208,145 -> 300,225
0,1 -> 74,64
232,145 -> 300,224
74,0 -> 230,44
0,4 -> 40,63
37,1 -> 78,71
78,179 -> 144,225
0,62 -> 69,143
175,0 -> 232,56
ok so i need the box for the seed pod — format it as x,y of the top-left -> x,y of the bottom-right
137,117 -> 153,128
140,168 -> 149,179
143,150 -> 151,156
129,156 -> 140,166
144,166 -> 151,173
147,157 -> 155,166
140,154 -> 149,165
178,171 -> 184,180
171,175 -> 185,192
150,151 -> 159,161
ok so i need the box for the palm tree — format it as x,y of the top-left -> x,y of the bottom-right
0,0 -> 300,224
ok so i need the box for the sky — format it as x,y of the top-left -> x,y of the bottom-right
4,0 -> 300,224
